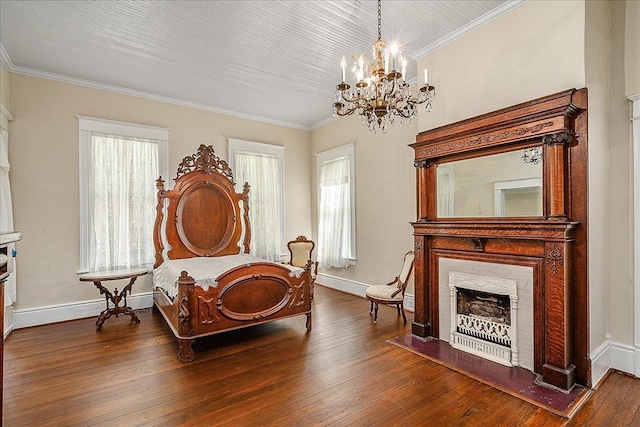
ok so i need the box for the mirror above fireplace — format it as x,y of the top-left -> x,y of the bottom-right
436,148 -> 543,218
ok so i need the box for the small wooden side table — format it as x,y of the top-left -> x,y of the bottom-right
79,268 -> 148,331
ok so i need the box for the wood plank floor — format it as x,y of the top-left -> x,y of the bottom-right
4,285 -> 640,426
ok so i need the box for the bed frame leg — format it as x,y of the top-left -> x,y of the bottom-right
152,303 -> 159,314
306,312 -> 312,331
178,338 -> 195,362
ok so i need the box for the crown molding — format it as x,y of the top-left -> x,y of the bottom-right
310,115 -> 337,131
0,104 -> 13,122
411,0 -> 528,60
0,43 -> 15,70
4,60 -> 311,132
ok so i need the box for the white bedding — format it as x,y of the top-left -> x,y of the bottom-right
153,254 -> 305,300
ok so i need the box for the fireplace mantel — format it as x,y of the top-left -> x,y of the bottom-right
410,89 -> 589,391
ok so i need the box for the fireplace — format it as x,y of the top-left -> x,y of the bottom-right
449,272 -> 517,367
410,89 -> 590,390
439,258 -> 535,371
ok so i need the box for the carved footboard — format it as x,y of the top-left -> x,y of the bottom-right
155,263 -> 313,362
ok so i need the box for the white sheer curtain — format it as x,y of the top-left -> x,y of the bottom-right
234,151 -> 283,261
0,129 -> 16,305
438,174 -> 451,216
317,156 -> 352,268
89,134 -> 158,271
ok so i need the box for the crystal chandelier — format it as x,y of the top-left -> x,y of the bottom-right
332,0 -> 436,133
521,147 -> 542,164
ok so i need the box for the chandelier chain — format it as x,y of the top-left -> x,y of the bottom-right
377,0 -> 382,40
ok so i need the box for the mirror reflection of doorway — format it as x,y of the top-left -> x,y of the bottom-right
493,178 -> 542,217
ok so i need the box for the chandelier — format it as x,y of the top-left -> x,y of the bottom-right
332,0 -> 436,133
521,147 -> 542,165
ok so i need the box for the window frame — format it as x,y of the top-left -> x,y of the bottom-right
228,138 -> 286,259
77,116 -> 169,273
316,143 -> 357,264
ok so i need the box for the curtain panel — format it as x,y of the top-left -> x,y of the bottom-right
317,156 -> 352,269
89,133 -> 158,271
234,151 -> 284,261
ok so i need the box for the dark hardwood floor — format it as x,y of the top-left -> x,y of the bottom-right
4,285 -> 640,426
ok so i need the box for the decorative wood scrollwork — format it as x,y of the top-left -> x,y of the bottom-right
179,292 -> 190,325
546,244 -> 564,275
289,280 -> 305,307
542,131 -> 574,146
471,237 -> 486,252
414,159 -> 431,168
414,238 -> 423,256
416,121 -> 554,158
242,182 -> 251,254
198,296 -> 221,324
175,144 -> 235,182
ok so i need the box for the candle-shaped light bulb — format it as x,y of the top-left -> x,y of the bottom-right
340,55 -> 346,82
384,52 -> 389,74
358,55 -> 364,81
390,43 -> 399,70
401,56 -> 406,79
424,68 -> 429,85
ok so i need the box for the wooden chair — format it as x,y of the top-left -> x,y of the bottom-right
366,251 -> 415,323
286,236 -> 319,288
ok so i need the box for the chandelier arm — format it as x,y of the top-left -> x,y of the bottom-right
341,91 -> 365,104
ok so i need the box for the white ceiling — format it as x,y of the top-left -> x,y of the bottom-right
0,0 -> 517,130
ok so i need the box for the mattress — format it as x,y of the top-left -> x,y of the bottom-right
153,254 -> 304,300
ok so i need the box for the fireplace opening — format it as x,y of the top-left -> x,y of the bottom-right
449,271 -> 519,367
456,288 -> 511,347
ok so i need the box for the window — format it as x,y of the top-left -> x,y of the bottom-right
78,116 -> 168,273
316,144 -> 356,268
228,138 -> 285,261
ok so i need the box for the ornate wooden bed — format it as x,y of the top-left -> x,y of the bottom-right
152,144 -> 312,362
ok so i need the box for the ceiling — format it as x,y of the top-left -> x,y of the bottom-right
0,0 -> 516,130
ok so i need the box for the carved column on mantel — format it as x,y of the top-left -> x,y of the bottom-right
542,240 -> 575,390
411,234 -> 431,337
414,159 -> 431,221
544,131 -> 574,220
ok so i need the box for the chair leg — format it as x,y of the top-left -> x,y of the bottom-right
373,303 -> 379,323
396,305 -> 401,316
400,303 -> 406,323
369,300 -> 374,314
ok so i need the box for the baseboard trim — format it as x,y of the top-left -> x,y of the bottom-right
3,305 -> 13,339
590,338 -> 638,386
13,292 -> 153,329
316,273 -> 415,312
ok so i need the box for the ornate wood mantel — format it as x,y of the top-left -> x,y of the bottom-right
410,89 -> 589,391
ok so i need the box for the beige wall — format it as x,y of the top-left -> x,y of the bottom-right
8,74 -> 312,309
626,0 -> 640,96
417,0 -> 585,132
603,0 -> 638,346
310,115 -> 417,292
584,0 -> 613,354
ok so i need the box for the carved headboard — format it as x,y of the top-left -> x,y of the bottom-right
153,145 -> 251,268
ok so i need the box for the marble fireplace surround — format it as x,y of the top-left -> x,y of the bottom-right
440,259 -> 534,371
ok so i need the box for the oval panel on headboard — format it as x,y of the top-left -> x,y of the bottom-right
176,182 -> 235,256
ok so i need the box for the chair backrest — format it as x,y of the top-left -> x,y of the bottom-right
287,235 -> 315,268
397,251 -> 415,290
